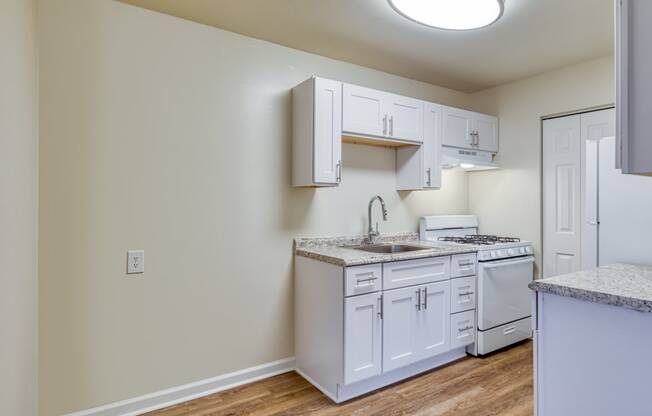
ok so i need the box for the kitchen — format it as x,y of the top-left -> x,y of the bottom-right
3,0 -> 651,415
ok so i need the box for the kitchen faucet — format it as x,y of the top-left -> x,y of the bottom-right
368,195 -> 388,242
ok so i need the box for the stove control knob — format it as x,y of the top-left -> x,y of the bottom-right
525,246 -> 532,254
519,247 -> 526,254
497,250 -> 505,257
508,249 -> 516,256
489,251 -> 496,258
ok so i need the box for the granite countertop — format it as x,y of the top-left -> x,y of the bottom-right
529,263 -> 652,313
294,232 -> 479,267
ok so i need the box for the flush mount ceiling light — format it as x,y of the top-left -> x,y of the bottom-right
388,0 -> 504,31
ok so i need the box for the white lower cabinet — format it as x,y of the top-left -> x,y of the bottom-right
344,293 -> 383,384
296,254 -> 477,403
451,310 -> 476,348
382,286 -> 420,372
417,281 -> 451,360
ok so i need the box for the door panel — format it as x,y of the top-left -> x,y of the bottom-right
344,293 -> 382,384
474,113 -> 499,152
417,281 -> 450,360
422,103 -> 442,188
342,84 -> 385,137
442,106 -> 473,149
383,287 -> 418,372
543,115 -> 582,278
387,94 -> 423,142
313,78 -> 342,184
580,109 -> 614,269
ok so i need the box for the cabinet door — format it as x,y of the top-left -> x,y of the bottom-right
442,106 -> 474,149
416,281 -> 451,360
474,113 -> 499,152
313,78 -> 342,184
342,84 -> 386,138
422,103 -> 442,188
387,94 -> 423,142
382,286 -> 419,372
344,293 -> 382,384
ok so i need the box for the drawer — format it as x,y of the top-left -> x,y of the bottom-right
451,253 -> 476,278
382,256 -> 450,290
477,317 -> 531,355
450,276 -> 476,314
345,264 -> 382,296
451,310 -> 476,349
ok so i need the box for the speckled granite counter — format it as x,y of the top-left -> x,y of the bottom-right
294,232 -> 478,267
529,263 -> 652,313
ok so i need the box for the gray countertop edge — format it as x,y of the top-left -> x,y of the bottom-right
529,280 -> 652,313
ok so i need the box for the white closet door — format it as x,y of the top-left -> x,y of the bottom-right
543,115 -> 582,278
580,109 -> 614,270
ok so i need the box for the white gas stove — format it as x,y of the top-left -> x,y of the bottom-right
420,215 -> 534,356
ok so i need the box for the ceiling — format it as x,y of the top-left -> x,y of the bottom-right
119,0 -> 614,93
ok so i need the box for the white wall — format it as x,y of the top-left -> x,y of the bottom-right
468,56 -> 614,276
0,0 -> 39,415
38,1 -> 473,414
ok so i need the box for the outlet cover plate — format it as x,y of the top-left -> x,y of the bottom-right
127,250 -> 145,274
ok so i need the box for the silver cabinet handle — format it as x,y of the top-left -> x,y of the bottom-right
474,131 -> 479,146
469,131 -> 475,145
422,287 -> 427,310
416,289 -> 421,311
389,115 -> 394,136
458,291 -> 474,296
377,295 -> 383,319
356,277 -> 377,285
458,325 -> 474,332
383,115 -> 387,135
458,262 -> 474,267
426,168 -> 431,186
336,160 -> 342,183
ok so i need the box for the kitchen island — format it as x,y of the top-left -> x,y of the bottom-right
530,263 -> 652,416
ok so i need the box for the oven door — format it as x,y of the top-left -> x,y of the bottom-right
477,256 -> 534,331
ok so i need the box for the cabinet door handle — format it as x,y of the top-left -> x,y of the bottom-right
458,291 -> 474,297
377,295 -> 383,319
474,131 -> 479,146
389,115 -> 394,136
426,168 -> 431,186
458,325 -> 474,332
422,287 -> 427,310
458,262 -> 474,267
416,289 -> 421,311
336,160 -> 342,183
383,115 -> 387,135
356,277 -> 377,285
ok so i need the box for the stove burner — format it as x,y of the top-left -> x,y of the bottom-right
438,234 -> 521,245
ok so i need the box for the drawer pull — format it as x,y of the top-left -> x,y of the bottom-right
503,326 -> 516,335
458,325 -> 474,332
356,277 -> 378,285
458,291 -> 474,296
458,262 -> 474,267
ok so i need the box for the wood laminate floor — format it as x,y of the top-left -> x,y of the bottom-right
147,340 -> 533,416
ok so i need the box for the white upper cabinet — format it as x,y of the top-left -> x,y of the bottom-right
292,77 -> 342,187
474,113 -> 499,153
342,84 -> 386,138
343,83 -> 423,143
422,103 -> 443,188
385,94 -> 424,142
616,0 -> 652,175
442,106 -> 498,153
442,106 -> 474,149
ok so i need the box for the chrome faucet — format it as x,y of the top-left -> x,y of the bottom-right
368,195 -> 388,241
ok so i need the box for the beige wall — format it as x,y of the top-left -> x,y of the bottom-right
38,1 -> 473,414
0,0 -> 39,415
468,56 -> 614,276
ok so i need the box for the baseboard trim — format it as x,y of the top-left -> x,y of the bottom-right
65,357 -> 295,416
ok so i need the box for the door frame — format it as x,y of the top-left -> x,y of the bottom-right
539,104 -> 614,277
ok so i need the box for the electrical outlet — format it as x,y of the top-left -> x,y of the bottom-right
127,250 -> 145,274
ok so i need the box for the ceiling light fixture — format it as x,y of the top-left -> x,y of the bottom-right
388,0 -> 504,31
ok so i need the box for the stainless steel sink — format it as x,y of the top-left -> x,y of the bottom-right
351,244 -> 428,254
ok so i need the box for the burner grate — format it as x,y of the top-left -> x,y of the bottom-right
438,234 -> 521,245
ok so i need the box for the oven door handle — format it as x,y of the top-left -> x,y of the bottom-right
481,256 -> 535,269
